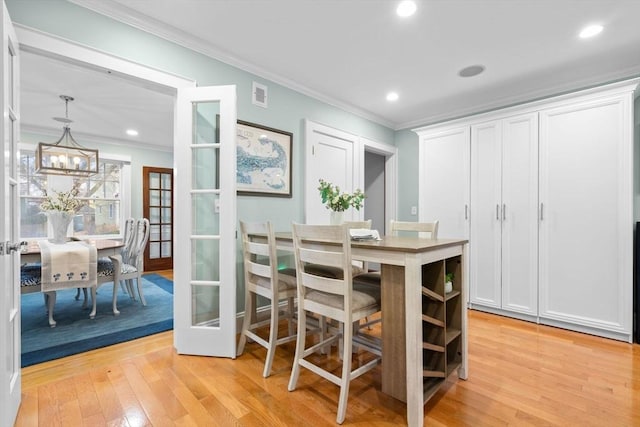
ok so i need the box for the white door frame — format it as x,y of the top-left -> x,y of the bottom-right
15,25 -> 194,95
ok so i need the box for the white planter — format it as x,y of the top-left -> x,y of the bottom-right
444,281 -> 453,294
46,211 -> 73,244
329,211 -> 344,225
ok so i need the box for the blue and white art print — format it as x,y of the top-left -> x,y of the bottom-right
236,120 -> 292,197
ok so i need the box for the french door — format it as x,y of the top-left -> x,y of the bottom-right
174,85 -> 237,357
143,166 -> 173,271
1,1 -> 21,423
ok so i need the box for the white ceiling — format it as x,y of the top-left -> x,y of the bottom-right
21,50 -> 174,150
21,0 -> 640,147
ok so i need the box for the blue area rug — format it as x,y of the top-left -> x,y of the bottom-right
21,273 -> 173,367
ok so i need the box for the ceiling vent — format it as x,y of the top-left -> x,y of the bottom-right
252,82 -> 268,108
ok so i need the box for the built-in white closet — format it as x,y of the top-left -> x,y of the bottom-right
415,79 -> 638,342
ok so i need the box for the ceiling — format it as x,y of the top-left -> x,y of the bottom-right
21,50 -> 174,150
21,0 -> 640,148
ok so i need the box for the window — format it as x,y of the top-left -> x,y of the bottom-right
19,148 -> 131,239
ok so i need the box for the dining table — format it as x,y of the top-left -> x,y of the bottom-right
21,239 -> 125,326
21,238 -> 124,266
273,232 -> 469,427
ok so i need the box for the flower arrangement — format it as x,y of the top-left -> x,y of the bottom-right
40,185 -> 83,213
318,179 -> 365,212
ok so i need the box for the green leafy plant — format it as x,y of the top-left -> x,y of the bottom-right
318,179 -> 365,212
445,273 -> 454,283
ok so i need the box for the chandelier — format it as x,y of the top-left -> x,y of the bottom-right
36,95 -> 99,176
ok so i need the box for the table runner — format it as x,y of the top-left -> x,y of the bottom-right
38,240 -> 97,292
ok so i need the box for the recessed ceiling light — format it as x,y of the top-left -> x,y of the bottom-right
126,129 -> 139,136
579,24 -> 603,39
386,92 -> 399,102
396,1 -> 416,17
458,65 -> 485,78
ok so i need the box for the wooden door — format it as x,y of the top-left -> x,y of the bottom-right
143,166 -> 173,271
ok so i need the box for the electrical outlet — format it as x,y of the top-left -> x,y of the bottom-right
411,206 -> 417,215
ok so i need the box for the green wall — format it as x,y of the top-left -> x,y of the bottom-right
394,129 -> 420,221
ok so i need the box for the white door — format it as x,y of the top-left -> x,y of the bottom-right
1,1 -> 21,423
174,85 -> 237,357
500,113 -> 538,316
539,94 -> 632,338
418,126 -> 470,239
469,121 -> 502,308
304,120 -> 357,224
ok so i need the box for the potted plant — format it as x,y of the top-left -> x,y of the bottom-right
317,179 -> 365,224
444,272 -> 454,293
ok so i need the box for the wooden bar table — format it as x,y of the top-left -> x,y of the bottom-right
274,232 -> 469,427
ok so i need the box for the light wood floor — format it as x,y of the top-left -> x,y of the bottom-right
15,270 -> 640,426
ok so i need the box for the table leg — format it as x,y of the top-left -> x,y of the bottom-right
381,264 -> 407,401
404,257 -> 423,427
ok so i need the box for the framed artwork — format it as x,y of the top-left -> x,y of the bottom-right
236,120 -> 292,197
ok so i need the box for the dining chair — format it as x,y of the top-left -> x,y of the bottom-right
94,218 -> 150,311
353,219 -> 440,286
237,220 -> 297,377
77,217 -> 136,303
288,223 -> 381,424
389,219 -> 439,238
115,218 -> 151,305
304,219 -> 372,279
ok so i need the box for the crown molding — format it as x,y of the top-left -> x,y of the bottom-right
398,66 -> 640,130
68,0 -> 395,129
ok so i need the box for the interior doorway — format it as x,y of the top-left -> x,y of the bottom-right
364,151 -> 386,232
15,26 -> 193,365
143,166 -> 174,271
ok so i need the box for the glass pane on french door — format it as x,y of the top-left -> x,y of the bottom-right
190,101 -> 221,327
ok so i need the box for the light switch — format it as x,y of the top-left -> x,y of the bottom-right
411,206 -> 417,215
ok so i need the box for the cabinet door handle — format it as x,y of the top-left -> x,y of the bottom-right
496,204 -> 500,220
540,203 -> 544,221
502,204 -> 506,220
464,204 -> 468,220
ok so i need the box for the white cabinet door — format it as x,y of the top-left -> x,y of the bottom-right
418,126 -> 470,239
539,95 -> 633,339
470,121 -> 502,308
501,114 -> 538,316
470,114 -> 538,315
